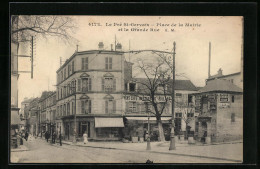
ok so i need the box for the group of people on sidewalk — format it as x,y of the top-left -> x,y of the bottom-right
44,131 -> 57,143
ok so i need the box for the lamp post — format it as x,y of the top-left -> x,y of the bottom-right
59,125 -> 62,146
71,83 -> 77,144
169,41 -> 176,150
145,102 -> 151,150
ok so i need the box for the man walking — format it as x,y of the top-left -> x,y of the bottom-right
24,131 -> 28,141
52,131 -> 57,143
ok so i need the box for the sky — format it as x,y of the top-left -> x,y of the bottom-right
17,16 -> 243,107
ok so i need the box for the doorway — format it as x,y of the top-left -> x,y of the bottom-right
65,124 -> 70,140
80,122 -> 90,137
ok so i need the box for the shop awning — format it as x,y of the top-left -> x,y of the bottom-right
126,117 -> 172,121
95,118 -> 124,128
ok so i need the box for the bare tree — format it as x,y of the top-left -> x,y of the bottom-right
129,57 -> 172,142
11,15 -> 77,44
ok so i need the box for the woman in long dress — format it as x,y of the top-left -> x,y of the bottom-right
83,131 -> 88,144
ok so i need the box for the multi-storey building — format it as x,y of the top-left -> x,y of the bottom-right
123,77 -> 198,141
56,42 -> 125,141
38,91 -> 56,136
56,42 -> 199,141
27,98 -> 40,136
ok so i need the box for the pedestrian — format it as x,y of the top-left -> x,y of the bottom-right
46,131 -> 50,142
83,131 -> 88,144
24,131 -> 28,141
52,131 -> 57,144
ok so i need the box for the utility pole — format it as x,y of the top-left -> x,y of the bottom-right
169,41 -> 176,150
31,36 -> 34,79
115,35 -> 117,51
208,42 -> 211,78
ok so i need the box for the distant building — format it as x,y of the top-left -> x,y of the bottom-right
38,91 -> 56,137
206,69 -> 243,89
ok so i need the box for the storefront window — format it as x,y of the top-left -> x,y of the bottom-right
96,128 -> 119,138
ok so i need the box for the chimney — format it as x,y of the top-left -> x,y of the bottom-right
218,68 -> 223,76
115,43 -> 122,51
98,42 -> 104,50
111,44 -> 113,51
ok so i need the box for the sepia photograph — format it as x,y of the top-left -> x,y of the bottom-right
10,15 -> 244,163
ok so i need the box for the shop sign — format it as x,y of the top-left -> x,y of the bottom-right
218,103 -> 230,109
220,93 -> 229,102
124,95 -> 171,102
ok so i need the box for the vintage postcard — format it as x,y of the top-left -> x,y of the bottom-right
10,15 -> 243,163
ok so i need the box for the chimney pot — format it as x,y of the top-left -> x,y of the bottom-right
98,42 -> 104,50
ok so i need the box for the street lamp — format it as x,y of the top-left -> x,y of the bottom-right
169,41 -> 176,150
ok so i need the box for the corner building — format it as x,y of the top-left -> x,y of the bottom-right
56,44 -> 125,141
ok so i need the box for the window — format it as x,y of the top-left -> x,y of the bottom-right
68,64 -> 71,76
82,78 -> 92,92
232,95 -> 235,103
81,100 -> 91,114
231,113 -> 235,122
71,102 -> 74,114
129,83 -> 136,92
63,104 -> 66,116
60,88 -> 62,98
128,102 -> 137,113
72,61 -> 74,73
176,93 -> 182,97
105,100 -> 116,114
105,57 -> 112,70
187,113 -> 194,118
61,71 -> 63,81
103,77 -> 116,92
175,112 -> 182,118
64,68 -> 66,79
67,103 -> 70,115
78,79 -> 81,92
82,57 -> 88,70
60,105 -> 62,116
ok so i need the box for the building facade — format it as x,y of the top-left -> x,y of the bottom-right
194,78 -> 243,143
56,43 -> 125,141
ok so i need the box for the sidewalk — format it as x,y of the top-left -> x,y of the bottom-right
55,139 -> 243,163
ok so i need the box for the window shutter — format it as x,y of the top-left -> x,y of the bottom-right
89,78 -> 92,91
109,57 -> 112,69
125,102 -> 129,112
102,78 -> 104,91
78,79 -> 81,92
105,57 -> 108,69
113,79 -> 116,91
105,101 -> 108,114
89,100 -> 91,114
86,57 -> 88,70
82,58 -> 85,70
113,100 -> 116,113
81,100 -> 84,114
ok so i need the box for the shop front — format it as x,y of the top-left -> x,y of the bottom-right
124,117 -> 172,141
94,117 -> 124,141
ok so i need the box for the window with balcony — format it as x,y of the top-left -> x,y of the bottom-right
67,103 -> 70,115
105,99 -> 116,114
82,78 -> 92,92
81,99 -> 91,114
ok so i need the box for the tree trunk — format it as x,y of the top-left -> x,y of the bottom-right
157,120 -> 165,142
